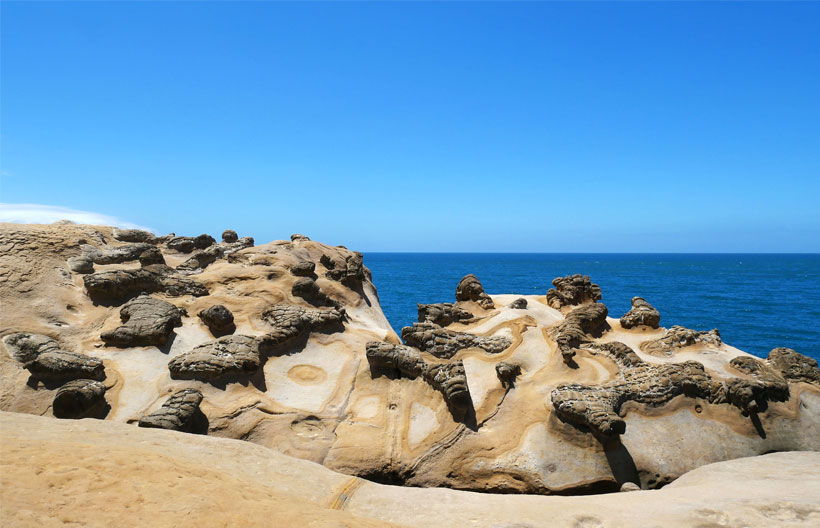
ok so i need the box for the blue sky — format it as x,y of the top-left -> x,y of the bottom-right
1,1 -> 818,252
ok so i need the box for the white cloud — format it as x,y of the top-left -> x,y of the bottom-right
0,203 -> 155,232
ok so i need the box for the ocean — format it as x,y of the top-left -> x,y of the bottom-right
364,253 -> 820,362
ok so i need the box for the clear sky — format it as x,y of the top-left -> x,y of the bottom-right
1,1 -> 818,252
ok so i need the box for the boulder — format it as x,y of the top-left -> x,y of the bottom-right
509,298 -> 528,309
138,247 -> 165,267
401,322 -> 511,359
455,274 -> 494,309
138,388 -> 207,434
83,265 -> 208,302
290,260 -> 317,277
495,362 -> 521,388
26,350 -> 104,382
767,347 -> 820,384
167,234 -> 216,254
100,295 -> 183,347
221,230 -> 238,243
168,335 -> 263,381
417,303 -> 474,326
52,379 -> 108,419
546,274 -> 602,309
620,297 -> 660,329
640,326 -> 722,356
198,305 -> 236,337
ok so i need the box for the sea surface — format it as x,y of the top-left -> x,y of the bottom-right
364,253 -> 820,362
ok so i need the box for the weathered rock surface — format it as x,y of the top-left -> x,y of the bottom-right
455,274 -> 494,309
640,325 -> 722,356
168,335 -> 263,380
495,362 -> 521,387
260,303 -> 346,347
221,229 -> 238,243
417,303 -> 474,326
100,295 -> 183,347
290,260 -> 317,277
401,322 -> 511,359
26,349 -> 105,382
768,347 -> 820,384
138,246 -> 165,266
509,297 -> 528,309
546,274 -> 602,309
52,379 -> 108,419
176,236 -> 254,272
551,302 -> 609,365
3,332 -> 62,363
166,234 -> 216,253
112,228 -> 167,244
83,265 -> 208,302
138,388 -> 207,434
620,296 -> 661,329
292,277 -> 339,308
323,252 -> 366,287
198,304 -> 235,337
291,233 -> 311,241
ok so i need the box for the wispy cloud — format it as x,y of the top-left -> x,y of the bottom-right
0,203 -> 155,232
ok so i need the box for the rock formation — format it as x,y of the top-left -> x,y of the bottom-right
455,274 -> 494,309
551,302 -> 609,365
620,296 -> 661,329
100,295 -> 184,347
198,304 -> 236,337
546,274 -> 602,309
4,333 -> 104,382
83,265 -> 208,302
290,260 -> 317,277
495,362 -> 521,387
52,379 -> 108,419
322,252 -> 365,287
169,335 -> 264,380
166,234 -> 216,253
640,325 -> 722,356
401,322 -> 511,359
417,303 -> 474,326
509,298 -> 528,309
291,277 -> 339,308
222,229 -> 238,243
138,388 -> 207,434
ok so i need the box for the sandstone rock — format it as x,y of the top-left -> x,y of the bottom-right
168,335 -> 263,380
495,362 -> 521,388
455,274 -> 494,309
112,228 -> 163,244
509,298 -> 528,309
67,255 -> 94,273
25,350 -> 105,382
138,388 -> 207,434
260,304 -> 345,348
768,347 -> 820,384
86,242 -> 155,265
291,234 -> 311,242
138,247 -> 165,266
83,265 -> 208,302
52,379 -> 108,419
176,237 -> 254,272
366,341 -> 472,418
167,234 -> 216,253
222,230 -> 238,243
546,274 -> 602,309
292,277 -> 338,308
198,304 -> 236,337
401,322 -> 511,359
417,303 -> 474,326
2,332 -> 61,363
100,295 -> 183,347
290,260 -> 316,277
640,326 -> 722,356
620,297 -> 660,329
323,253 -> 365,287
551,302 -> 609,365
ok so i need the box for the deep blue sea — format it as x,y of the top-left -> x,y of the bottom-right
364,254 -> 820,362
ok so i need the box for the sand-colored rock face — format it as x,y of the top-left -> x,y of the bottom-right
1,222 -> 819,496
2,411 -> 820,528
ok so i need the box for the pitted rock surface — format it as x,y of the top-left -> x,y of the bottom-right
620,297 -> 661,329
366,341 -> 472,417
767,347 -> 820,384
138,388 -> 207,434
68,242 -> 155,273
25,349 -> 104,382
53,379 -> 108,419
551,342 -> 792,439
401,322 -> 511,359
546,274 -> 602,310
198,304 -> 236,337
168,335 -> 263,380
112,228 -> 168,244
176,237 -> 254,272
455,274 -> 494,309
166,234 -> 216,254
640,326 -> 722,356
3,333 -> 62,364
417,303 -> 474,326
551,303 -> 609,365
292,277 -> 339,308
260,304 -> 345,348
323,253 -> 365,287
100,295 -> 183,347
83,265 -> 208,302
495,362 -> 521,387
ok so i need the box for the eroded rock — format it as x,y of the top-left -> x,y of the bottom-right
112,228 -> 167,244
291,234 -> 311,242
27,351 -> 104,382
291,261 -> 316,277
551,303 -> 609,365
53,379 -> 108,419
138,247 -> 165,267
83,265 -> 208,302
640,326 -> 722,356
546,274 -> 602,310
292,277 -> 339,308
767,347 -> 820,384
455,274 -> 494,309
260,304 -> 345,348
496,362 -> 521,388
168,335 -> 262,380
138,388 -> 207,434
3,332 -> 61,363
323,253 -> 365,287
620,297 -> 660,329
198,305 -> 235,337
401,322 -> 511,359
100,295 -> 183,347
221,230 -> 238,243
510,298 -> 528,309
167,234 -> 216,254
417,303 -> 474,326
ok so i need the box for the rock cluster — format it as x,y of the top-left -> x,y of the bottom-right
176,236 -> 254,272
100,295 -> 184,347
366,341 -> 472,418
401,322 -> 511,359
138,388 -> 207,434
550,303 -> 609,365
640,326 -> 722,356
52,379 -> 108,419
198,305 -> 236,337
619,297 -> 661,329
546,274 -> 602,310
417,303 -> 473,326
455,274 -> 494,309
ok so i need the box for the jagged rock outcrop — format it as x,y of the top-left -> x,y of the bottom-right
455,274 -> 495,309
401,322 -> 511,359
198,305 -> 236,337
221,230 -> 238,243
100,295 -> 184,347
168,335 -> 263,380
322,253 -> 365,287
767,347 -> 820,384
551,303 -> 609,365
640,325 -> 722,356
83,265 -> 208,302
495,362 -> 521,388
292,277 -> 339,308
52,379 -> 108,419
166,234 -> 216,254
290,260 -> 316,277
366,341 -> 472,417
417,303 -> 474,326
260,304 -> 345,347
620,297 -> 661,329
138,247 -> 165,266
138,388 -> 207,434
546,274 -> 602,309
509,298 -> 528,309
551,342 -> 794,439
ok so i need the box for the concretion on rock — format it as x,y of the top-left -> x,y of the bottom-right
768,347 -> 820,384
168,335 -> 263,380
198,304 -> 236,337
417,303 -> 474,326
68,242 -> 155,273
25,349 -> 105,382
2,332 -> 62,364
495,362 -> 521,388
83,265 -> 208,302
620,297 -> 661,329
400,322 -> 511,359
640,325 -> 722,356
138,247 -> 165,266
546,274 -> 602,310
222,230 -> 238,243
290,260 -> 317,277
260,304 -> 346,348
112,228 -> 165,244
551,302 -> 609,365
100,295 -> 183,347
366,341 -> 472,417
176,237 -> 254,272
323,253 -> 366,287
292,277 -> 339,308
455,274 -> 494,309
291,234 -> 311,241
52,379 -> 108,419
138,388 -> 207,434
167,234 -> 217,254
509,298 -> 528,309
550,342 -> 793,438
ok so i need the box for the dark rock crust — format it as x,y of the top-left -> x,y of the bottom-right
455,274 -> 494,309
620,297 -> 661,329
198,305 -> 236,337
138,388 -> 208,434
100,295 -> 183,347
53,379 -> 108,419
417,303 -> 474,327
401,322 -> 511,359
546,274 -> 602,310
551,303 -> 609,365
